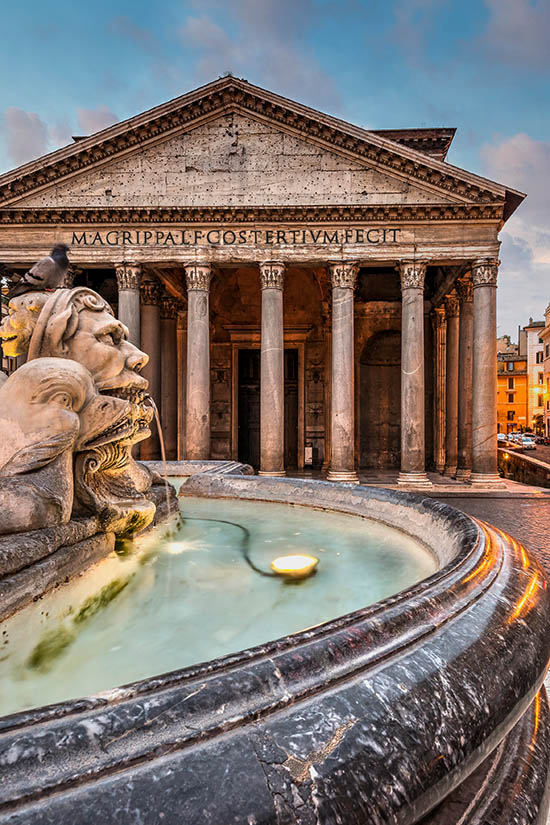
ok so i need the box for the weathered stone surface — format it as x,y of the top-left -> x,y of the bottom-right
0,529 -> 114,622
0,358 -> 131,535
0,515 -> 101,578
10,114 -> 458,209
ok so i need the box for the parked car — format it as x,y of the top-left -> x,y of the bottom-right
520,435 -> 536,450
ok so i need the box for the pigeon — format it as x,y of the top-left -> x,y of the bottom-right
8,244 -> 70,298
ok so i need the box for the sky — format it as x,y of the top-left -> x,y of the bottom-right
0,0 -> 548,337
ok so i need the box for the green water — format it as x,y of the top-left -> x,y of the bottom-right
0,495 -> 436,717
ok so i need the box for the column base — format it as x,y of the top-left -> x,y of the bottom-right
326,469 -> 360,484
455,467 -> 472,481
444,465 -> 457,478
397,472 -> 433,489
469,472 -> 506,488
435,463 -> 445,474
258,470 -> 286,477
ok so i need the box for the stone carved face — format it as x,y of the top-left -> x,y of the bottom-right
0,293 -> 49,358
27,288 -> 153,443
0,358 -> 132,476
0,358 -> 135,536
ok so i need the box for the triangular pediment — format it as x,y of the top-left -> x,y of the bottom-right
0,77 -> 524,220
7,113 -> 462,209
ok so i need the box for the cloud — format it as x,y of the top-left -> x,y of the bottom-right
1,104 -> 119,169
389,0 -> 446,68
179,0 -> 341,111
482,0 -> 550,70
76,106 -> 118,135
481,132 -> 550,333
109,15 -> 158,53
2,107 -> 50,166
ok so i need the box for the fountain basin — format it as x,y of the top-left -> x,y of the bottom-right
0,471 -> 548,824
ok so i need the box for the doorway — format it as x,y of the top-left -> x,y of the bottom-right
237,349 -> 260,468
236,347 -> 299,471
359,330 -> 401,469
284,349 -> 299,469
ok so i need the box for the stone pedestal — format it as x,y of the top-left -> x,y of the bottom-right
140,278 -> 162,460
456,277 -> 474,480
471,259 -> 502,486
259,262 -> 286,477
398,261 -> 432,488
432,306 -> 447,473
327,263 -> 359,483
115,264 -> 141,347
160,296 -> 179,461
444,293 -> 459,477
185,264 -> 212,460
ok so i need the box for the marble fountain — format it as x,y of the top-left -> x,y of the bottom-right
0,261 -> 548,824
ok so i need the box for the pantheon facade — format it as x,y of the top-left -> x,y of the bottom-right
0,77 -> 524,487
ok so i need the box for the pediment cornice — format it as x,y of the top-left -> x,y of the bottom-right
0,78 -> 523,218
0,203 -> 504,225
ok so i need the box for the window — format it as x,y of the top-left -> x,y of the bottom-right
538,395 -> 544,407
537,351 -> 544,363
508,393 -> 514,403
539,372 -> 544,384
539,338 -> 544,344
508,377 -> 514,389
507,411 -> 515,421
546,344 -> 550,358
507,362 -> 514,371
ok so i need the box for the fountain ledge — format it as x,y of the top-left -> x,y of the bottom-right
0,469 -> 548,824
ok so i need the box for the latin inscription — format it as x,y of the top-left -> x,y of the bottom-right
71,227 -> 401,247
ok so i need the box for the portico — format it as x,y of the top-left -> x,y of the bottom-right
0,77 -> 524,486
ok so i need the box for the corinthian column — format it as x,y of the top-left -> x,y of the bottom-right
161,296 -> 179,461
177,307 -> 187,460
471,259 -> 502,486
185,263 -> 212,460
432,306 -> 447,473
327,262 -> 359,483
444,292 -> 460,477
115,263 -> 141,347
456,276 -> 474,479
398,261 -> 432,488
259,261 -> 285,476
140,278 -> 162,460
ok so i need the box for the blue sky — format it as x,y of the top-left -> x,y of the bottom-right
0,0 -> 548,334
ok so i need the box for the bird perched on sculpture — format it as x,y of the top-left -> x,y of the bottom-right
7,244 -> 70,298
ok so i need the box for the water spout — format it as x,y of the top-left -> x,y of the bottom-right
145,395 -> 172,522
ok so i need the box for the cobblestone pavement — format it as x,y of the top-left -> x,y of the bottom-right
442,494 -> 550,576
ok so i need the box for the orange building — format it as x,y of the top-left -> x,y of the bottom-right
497,353 -> 528,434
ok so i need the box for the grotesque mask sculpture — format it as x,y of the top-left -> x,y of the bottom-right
0,285 -> 157,538
0,358 -> 132,535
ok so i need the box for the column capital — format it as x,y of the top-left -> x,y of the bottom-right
472,258 -> 500,288
161,296 -> 180,320
115,263 -> 141,291
456,275 -> 474,304
328,262 -> 359,289
444,292 -> 460,318
185,263 -> 212,291
140,278 -> 162,306
431,305 -> 446,330
259,261 -> 285,290
399,260 -> 427,290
